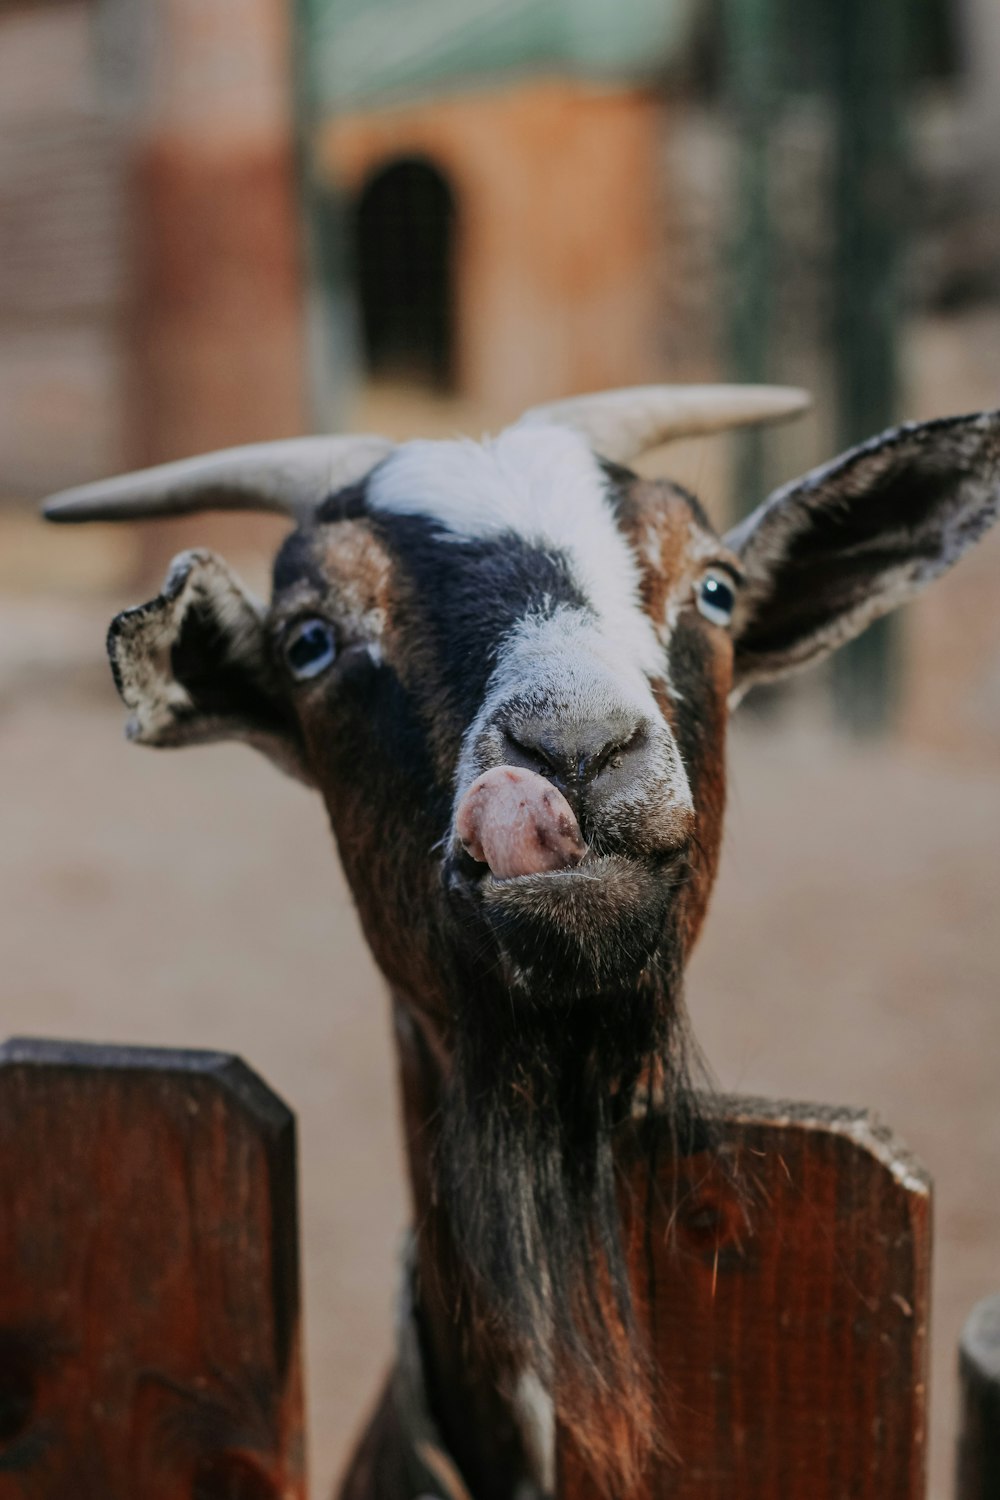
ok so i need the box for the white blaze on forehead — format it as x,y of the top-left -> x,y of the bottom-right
370,424 -> 694,824
368,423 -> 664,678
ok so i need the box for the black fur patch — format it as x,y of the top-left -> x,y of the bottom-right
598,458 -> 639,518
271,527 -> 330,596
667,614 -> 721,793
170,599 -> 293,739
370,513 -> 590,731
323,650 -> 451,833
316,478 -> 370,526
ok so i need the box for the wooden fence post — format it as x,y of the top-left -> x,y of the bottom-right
0,1037 -> 305,1499
558,1096 -> 932,1500
957,1294 -> 1000,1500
0,1047 -> 946,1498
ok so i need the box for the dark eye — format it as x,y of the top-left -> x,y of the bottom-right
695,570 -> 736,627
284,618 -> 337,680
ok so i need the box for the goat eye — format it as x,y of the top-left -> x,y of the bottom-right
696,571 -> 736,627
284,618 -> 337,680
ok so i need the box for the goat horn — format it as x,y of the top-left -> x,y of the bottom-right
42,435 -> 395,525
518,385 -> 811,463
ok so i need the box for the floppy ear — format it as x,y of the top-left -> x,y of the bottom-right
725,411 -> 1000,699
108,549 -> 312,784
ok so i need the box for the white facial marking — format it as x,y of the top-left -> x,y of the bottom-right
369,424 -> 695,835
451,609 -> 693,844
368,424 -> 664,679
510,1365 -> 556,1494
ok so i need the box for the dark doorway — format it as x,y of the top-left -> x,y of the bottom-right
355,157 -> 456,390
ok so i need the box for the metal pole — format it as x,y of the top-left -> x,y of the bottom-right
828,0 -> 909,733
290,0 -> 357,431
957,1294 -> 1000,1500
724,0 -> 778,517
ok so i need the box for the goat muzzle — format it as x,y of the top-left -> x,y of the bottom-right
456,766 -> 588,880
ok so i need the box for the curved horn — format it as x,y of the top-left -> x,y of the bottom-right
42,435 -> 395,525
518,385 -> 811,463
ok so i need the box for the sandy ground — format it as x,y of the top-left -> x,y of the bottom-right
2,598 -> 999,1500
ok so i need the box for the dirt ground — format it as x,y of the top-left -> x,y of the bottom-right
2,595 -> 999,1500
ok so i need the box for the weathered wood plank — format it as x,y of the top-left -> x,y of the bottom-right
0,1036 -> 305,1499
957,1293 -> 1000,1500
559,1097 -> 932,1500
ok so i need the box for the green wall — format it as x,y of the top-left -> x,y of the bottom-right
301,0 -> 697,112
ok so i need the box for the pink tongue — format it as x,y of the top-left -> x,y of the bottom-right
456,766 -> 588,879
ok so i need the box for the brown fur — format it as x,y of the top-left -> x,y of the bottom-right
91,408 -> 1000,1500
317,482 -> 739,1496
618,480 -> 736,954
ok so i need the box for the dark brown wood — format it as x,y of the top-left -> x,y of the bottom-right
957,1294 -> 1000,1500
0,1037 -> 305,1500
559,1097 -> 932,1500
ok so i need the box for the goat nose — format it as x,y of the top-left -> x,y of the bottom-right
502,714 -> 644,789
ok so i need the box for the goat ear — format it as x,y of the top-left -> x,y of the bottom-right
108,549 -> 312,784
725,411 -> 1000,699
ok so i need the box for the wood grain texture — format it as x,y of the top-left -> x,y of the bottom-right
957,1293 -> 1000,1500
559,1097 -> 932,1500
0,1037 -> 304,1500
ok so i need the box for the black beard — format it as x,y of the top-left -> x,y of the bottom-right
436,928 -> 704,1466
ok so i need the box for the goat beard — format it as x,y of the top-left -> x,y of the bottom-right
437,939 -> 702,1495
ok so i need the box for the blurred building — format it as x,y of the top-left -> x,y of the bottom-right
0,0 -> 703,502
0,0 -> 306,502
5,0 -> 1000,490
3,0 -> 1000,753
0,3 -> 130,498
306,0 -> 697,417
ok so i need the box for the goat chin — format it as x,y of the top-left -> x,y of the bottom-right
445,848 -> 689,1000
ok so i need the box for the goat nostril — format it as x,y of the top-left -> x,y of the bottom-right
588,740 -> 619,780
616,723 -> 646,761
582,724 -> 645,784
502,731 -> 556,778
501,721 -> 646,787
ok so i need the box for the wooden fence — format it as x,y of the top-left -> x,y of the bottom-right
0,1036 -> 994,1499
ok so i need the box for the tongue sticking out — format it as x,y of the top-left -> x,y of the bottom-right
456,765 -> 588,880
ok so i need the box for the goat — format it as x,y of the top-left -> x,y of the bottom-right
45,386 -> 1000,1499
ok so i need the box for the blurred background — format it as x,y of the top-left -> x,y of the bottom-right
1,0 -> 999,1494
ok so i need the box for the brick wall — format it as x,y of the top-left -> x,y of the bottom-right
0,0 -> 308,527
0,1 -> 131,498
